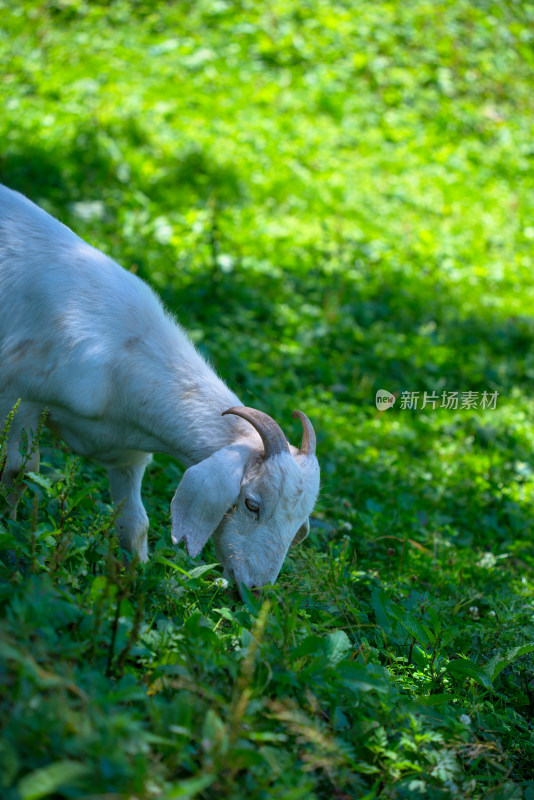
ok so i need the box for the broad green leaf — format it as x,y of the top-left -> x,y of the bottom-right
325,629 -> 352,665
26,472 -> 54,491
156,555 -> 189,573
157,558 -> 219,580
17,761 -> 89,800
214,606 -> 239,623
446,658 -> 494,689
397,613 -> 434,646
417,693 -> 454,707
164,775 -> 216,799
427,608 -> 442,637
484,642 -> 534,682
371,587 -> 391,631
187,563 -> 219,579
412,645 -> 429,669
88,575 -> 109,600
337,662 -> 390,694
201,709 -> 227,754
292,635 -> 326,659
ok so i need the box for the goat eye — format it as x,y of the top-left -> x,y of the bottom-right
245,498 -> 260,516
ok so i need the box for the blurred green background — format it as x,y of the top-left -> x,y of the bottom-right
2,1 -> 534,798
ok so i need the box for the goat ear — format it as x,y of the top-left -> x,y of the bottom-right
171,446 -> 247,558
291,518 -> 310,548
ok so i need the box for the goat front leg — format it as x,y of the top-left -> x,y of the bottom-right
107,455 -> 152,562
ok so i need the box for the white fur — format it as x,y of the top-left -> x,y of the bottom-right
0,185 -> 320,594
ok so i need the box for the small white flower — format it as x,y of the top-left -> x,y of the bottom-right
476,552 -> 497,569
459,714 -> 471,726
488,610 -> 496,618
340,521 -> 353,532
213,577 -> 229,589
468,606 -> 479,616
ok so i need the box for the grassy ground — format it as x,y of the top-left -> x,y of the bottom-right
2,1 -> 534,797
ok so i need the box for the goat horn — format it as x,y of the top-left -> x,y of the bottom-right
222,406 -> 290,458
292,410 -> 316,457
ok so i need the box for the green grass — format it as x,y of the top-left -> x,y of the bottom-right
2,1 -> 534,797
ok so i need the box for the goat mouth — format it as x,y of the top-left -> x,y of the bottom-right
233,578 -> 262,600
226,568 -> 263,600
241,587 -> 262,601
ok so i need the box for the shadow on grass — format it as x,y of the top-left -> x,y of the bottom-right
2,137 -> 533,555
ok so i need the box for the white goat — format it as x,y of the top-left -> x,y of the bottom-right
0,185 -> 320,594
